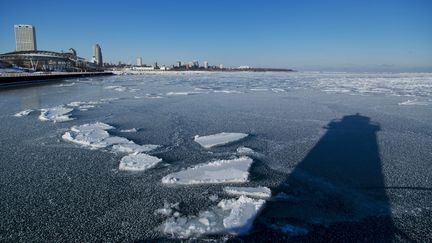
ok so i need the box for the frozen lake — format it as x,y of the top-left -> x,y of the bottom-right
1,71 -> 431,241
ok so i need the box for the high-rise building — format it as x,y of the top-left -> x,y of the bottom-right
136,57 -> 142,66
92,44 -> 103,67
204,61 -> 209,69
14,24 -> 37,51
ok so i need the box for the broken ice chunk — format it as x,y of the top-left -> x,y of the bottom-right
224,186 -> 271,198
162,157 -> 253,185
14,109 -> 33,117
39,106 -> 74,122
111,143 -> 159,153
119,153 -> 162,171
194,132 -> 248,148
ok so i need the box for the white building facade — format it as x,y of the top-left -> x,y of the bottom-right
15,24 -> 37,51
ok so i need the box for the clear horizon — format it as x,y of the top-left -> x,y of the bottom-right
1,0 -> 431,72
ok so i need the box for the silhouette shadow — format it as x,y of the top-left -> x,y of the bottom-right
234,114 -> 400,242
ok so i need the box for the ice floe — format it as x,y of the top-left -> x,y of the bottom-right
67,100 -> 104,111
213,90 -> 242,94
62,122 -> 158,153
166,91 -> 201,96
224,186 -> 271,198
14,109 -> 33,117
62,122 -> 115,149
39,106 -> 74,122
236,146 -> 255,155
104,85 -> 127,92
119,153 -> 162,171
62,122 -> 161,171
162,157 -> 253,185
111,143 -> 159,153
120,128 -> 137,133
54,82 -> 76,87
155,201 -> 180,216
398,99 -> 429,106
194,132 -> 248,149
161,196 -> 265,238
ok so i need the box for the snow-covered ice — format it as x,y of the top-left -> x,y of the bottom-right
162,157 -> 253,184
39,106 -> 74,122
194,132 -> 248,148
224,186 -> 271,198
14,109 -> 33,117
161,195 -> 265,238
118,153 -> 162,171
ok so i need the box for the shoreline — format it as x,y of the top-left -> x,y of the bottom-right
0,72 -> 114,87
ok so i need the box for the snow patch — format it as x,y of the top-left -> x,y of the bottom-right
162,157 -> 253,185
194,132 -> 248,148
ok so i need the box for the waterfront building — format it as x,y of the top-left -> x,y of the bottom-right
14,24 -> 37,51
204,61 -> 209,69
192,61 -> 199,68
136,57 -> 142,66
92,44 -> 103,67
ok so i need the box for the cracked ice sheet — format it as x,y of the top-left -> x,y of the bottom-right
194,132 -> 248,148
224,186 -> 271,198
161,196 -> 265,238
39,106 -> 74,122
162,157 -> 253,185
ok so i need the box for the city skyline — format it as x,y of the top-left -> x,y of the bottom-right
1,0 -> 431,72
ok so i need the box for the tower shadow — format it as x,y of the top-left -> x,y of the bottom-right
237,113 -> 399,242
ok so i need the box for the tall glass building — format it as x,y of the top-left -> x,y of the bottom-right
93,44 -> 103,67
14,24 -> 37,51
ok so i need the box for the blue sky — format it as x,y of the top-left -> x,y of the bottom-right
1,0 -> 431,71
